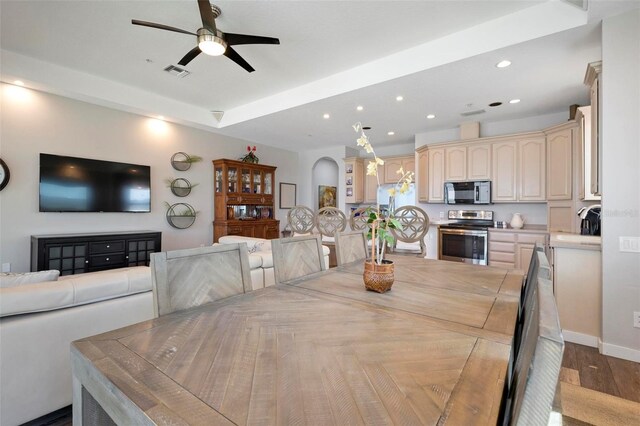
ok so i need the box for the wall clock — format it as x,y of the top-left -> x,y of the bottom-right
0,158 -> 9,191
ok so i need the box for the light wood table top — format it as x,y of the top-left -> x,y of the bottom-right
72,257 -> 522,425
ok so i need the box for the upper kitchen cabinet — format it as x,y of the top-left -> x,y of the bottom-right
428,148 -> 445,202
364,163 -> 382,203
492,134 -> 546,203
383,156 -> 415,184
344,157 -> 364,204
467,143 -> 491,180
545,123 -> 575,201
417,150 -> 429,202
584,61 -> 601,196
444,146 -> 467,181
576,106 -> 600,201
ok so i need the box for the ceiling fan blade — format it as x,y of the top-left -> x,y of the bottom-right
224,47 -> 255,73
131,19 -> 196,36
178,46 -> 202,66
224,33 -> 280,46
197,0 -> 217,33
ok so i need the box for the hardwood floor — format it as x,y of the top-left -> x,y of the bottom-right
23,343 -> 640,425
559,342 -> 640,425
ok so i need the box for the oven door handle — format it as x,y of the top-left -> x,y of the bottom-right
439,228 -> 487,236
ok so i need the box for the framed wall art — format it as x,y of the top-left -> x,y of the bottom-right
279,182 -> 296,209
318,185 -> 337,209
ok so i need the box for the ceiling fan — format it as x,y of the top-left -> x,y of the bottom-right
132,0 -> 280,73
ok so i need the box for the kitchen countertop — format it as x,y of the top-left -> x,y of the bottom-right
549,232 -> 602,250
489,224 -> 548,234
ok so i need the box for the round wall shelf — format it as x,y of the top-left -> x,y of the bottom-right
170,178 -> 192,197
166,203 -> 196,229
171,152 -> 192,171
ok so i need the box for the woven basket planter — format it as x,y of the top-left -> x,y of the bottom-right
363,260 -> 395,293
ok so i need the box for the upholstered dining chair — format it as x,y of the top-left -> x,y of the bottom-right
334,231 -> 368,266
271,235 -> 327,284
150,243 -> 252,316
503,277 -> 564,426
389,205 -> 430,257
287,205 -> 315,235
314,207 -> 347,242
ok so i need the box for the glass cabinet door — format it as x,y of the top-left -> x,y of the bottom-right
253,171 -> 262,194
228,167 -> 238,193
241,168 -> 251,193
215,167 -> 223,193
264,172 -> 272,195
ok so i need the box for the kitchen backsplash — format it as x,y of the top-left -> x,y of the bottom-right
416,202 -> 548,225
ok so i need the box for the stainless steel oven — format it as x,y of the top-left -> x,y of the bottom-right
438,210 -> 493,266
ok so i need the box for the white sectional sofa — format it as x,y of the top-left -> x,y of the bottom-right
217,235 -> 331,286
0,267 -> 154,426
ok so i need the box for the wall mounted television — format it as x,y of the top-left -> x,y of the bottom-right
39,153 -> 151,212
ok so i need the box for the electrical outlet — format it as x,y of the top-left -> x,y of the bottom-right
634,311 -> 640,329
439,211 -> 445,220
1,263 -> 10,272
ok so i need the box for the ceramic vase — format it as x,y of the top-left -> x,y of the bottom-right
510,213 -> 524,229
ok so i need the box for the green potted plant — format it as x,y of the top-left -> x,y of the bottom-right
353,122 -> 414,292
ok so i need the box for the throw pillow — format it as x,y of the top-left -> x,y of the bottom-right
247,241 -> 266,254
0,270 -> 60,288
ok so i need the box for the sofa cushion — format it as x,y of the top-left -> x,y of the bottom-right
247,253 -> 263,269
0,270 -> 60,288
219,235 -> 268,252
0,267 -> 151,317
253,251 -> 273,268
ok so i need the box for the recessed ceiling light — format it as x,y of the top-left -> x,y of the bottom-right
489,102 -> 503,107
13,80 -> 24,86
496,60 -> 511,68
427,114 -> 436,119
387,131 -> 395,136
323,113 -> 330,119
396,96 -> 404,101
356,105 -> 363,111
509,99 -> 521,104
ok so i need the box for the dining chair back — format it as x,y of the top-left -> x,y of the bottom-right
287,205 -> 315,234
335,231 -> 368,265
389,205 -> 430,256
271,235 -> 327,284
150,243 -> 252,316
504,276 -> 564,425
314,207 -> 347,239
349,207 -> 371,232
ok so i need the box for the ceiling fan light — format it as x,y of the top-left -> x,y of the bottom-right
197,29 -> 227,56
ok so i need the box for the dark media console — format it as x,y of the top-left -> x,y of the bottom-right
31,231 -> 161,275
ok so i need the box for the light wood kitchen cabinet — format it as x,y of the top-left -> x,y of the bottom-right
364,164 -> 381,203
519,137 -> 546,202
428,148 -> 445,202
489,230 -> 548,272
546,127 -> 573,200
576,106 -> 600,201
417,150 -> 428,202
467,143 -> 491,180
383,156 -> 415,184
344,157 -> 364,204
444,146 -> 467,181
491,141 -> 518,202
585,61 -> 601,196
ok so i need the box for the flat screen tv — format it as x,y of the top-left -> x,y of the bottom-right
39,154 -> 151,212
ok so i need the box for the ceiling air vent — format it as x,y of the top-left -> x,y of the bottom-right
163,65 -> 191,78
460,109 -> 486,117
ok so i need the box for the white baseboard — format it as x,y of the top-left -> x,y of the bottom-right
600,342 -> 640,363
562,330 -> 599,347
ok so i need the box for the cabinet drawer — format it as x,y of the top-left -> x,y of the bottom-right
489,260 -> 515,269
489,241 -> 516,253
90,253 -> 125,267
227,226 -> 243,235
489,232 -> 516,242
90,240 -> 125,254
489,251 -> 516,263
518,234 -> 547,245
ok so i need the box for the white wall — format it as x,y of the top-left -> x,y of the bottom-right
0,84 -> 298,272
311,158 -> 339,209
600,9 -> 640,361
297,146 -> 349,212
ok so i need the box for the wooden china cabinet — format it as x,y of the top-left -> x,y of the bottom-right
212,159 -> 279,242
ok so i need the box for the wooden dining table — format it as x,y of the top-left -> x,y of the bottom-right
71,255 -> 523,425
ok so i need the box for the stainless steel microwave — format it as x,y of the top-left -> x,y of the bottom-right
444,181 -> 491,205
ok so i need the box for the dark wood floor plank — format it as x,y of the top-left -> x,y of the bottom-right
607,355 -> 640,403
574,343 -> 620,397
562,341 -> 578,369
